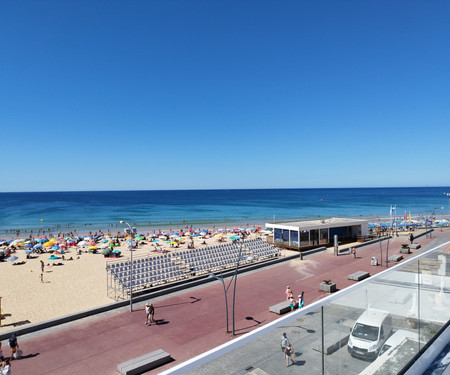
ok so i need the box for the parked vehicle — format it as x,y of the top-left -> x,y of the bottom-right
347,309 -> 393,360
378,329 -> 420,357
360,329 -> 423,374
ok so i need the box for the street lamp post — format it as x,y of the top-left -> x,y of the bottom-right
120,220 -> 136,312
232,239 -> 244,336
209,237 -> 248,336
208,272 -> 229,333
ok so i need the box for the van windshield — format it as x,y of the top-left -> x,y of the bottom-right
352,323 -> 379,341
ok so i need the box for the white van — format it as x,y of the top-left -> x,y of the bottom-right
347,309 -> 393,360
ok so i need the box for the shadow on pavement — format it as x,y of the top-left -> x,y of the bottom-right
156,296 -> 202,309
18,353 -> 40,360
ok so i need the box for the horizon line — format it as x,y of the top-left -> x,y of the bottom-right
1,185 -> 450,194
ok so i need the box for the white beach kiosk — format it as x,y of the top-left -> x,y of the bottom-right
265,217 -> 369,250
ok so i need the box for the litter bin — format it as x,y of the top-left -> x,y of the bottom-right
371,256 -> 378,266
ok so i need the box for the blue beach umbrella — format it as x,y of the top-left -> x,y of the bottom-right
24,243 -> 33,248
34,244 -> 43,249
25,249 -> 33,254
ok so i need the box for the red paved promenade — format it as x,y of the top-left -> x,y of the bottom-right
8,232 -> 441,374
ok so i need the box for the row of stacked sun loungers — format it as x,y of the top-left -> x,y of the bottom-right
106,237 -> 280,300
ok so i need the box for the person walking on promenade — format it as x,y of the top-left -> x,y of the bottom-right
410,233 -> 414,244
285,286 -> 292,300
8,334 -> 18,361
145,303 -> 151,325
145,303 -> 155,325
284,342 -> 295,367
281,332 -> 289,360
298,292 -> 304,308
351,247 -> 356,259
1,358 -> 11,375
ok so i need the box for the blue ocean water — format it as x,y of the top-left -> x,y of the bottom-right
0,187 -> 449,235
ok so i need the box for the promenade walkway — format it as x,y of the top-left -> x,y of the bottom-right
7,231 -> 443,374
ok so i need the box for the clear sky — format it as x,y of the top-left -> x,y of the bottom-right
1,1 -> 449,192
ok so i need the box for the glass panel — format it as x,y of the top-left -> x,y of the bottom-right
320,228 -> 328,245
274,228 -> 282,240
300,230 -> 310,247
291,230 -> 299,246
184,305 -> 324,374
175,238 -> 450,375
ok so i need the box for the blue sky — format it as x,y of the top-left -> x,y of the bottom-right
1,1 -> 449,192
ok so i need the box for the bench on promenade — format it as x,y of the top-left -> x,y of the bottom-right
348,271 -> 370,282
410,243 -> 421,250
400,247 -> 411,254
389,254 -> 403,262
269,301 -> 291,315
117,349 -> 171,375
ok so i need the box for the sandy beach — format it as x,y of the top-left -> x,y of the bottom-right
0,229 -> 279,332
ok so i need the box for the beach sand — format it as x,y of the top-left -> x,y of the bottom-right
0,231 -> 285,332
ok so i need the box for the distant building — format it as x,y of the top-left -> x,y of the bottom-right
265,217 -> 369,250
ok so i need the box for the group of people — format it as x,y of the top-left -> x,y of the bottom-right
285,286 -> 304,311
0,333 -> 19,374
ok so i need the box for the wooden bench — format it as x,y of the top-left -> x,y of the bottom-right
410,243 -> 421,250
348,271 -> 370,281
389,254 -> 403,262
269,301 -> 291,315
117,349 -> 171,375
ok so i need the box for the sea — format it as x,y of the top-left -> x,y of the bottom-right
0,187 -> 449,236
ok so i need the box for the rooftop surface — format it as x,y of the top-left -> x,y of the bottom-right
266,217 -> 368,228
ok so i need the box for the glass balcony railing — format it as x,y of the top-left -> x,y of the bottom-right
160,239 -> 450,375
